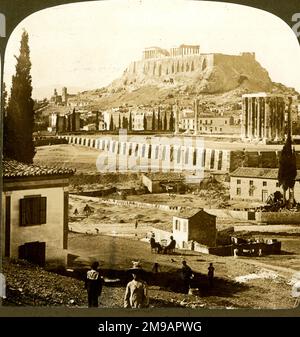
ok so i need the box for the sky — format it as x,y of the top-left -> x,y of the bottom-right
4,0 -> 300,99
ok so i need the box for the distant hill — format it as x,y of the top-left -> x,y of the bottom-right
50,52 -> 299,110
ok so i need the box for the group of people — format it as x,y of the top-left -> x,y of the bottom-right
150,234 -> 176,254
84,261 -> 148,308
85,260 -> 215,308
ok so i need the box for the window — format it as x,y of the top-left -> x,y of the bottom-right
225,120 -> 228,124
236,188 -> 241,196
174,219 -> 180,230
263,181 -> 267,187
276,182 -> 279,187
237,179 -> 241,184
220,128 -> 222,132
20,196 -> 47,226
249,189 -> 254,197
182,223 -> 187,232
249,180 -> 254,186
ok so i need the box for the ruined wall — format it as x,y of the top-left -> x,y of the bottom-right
125,54 -> 214,78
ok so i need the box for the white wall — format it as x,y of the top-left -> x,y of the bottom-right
172,216 -> 188,249
230,176 -> 300,202
4,186 -> 67,264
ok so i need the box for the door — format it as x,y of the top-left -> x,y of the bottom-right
262,190 -> 268,203
19,241 -> 46,267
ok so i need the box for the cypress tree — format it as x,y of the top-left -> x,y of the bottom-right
129,112 -> 132,131
169,110 -> 174,131
278,98 -> 297,207
152,109 -> 156,130
122,116 -> 127,129
143,113 -> 147,131
109,114 -> 114,131
157,106 -> 161,131
164,112 -> 167,131
119,114 -> 121,129
4,30 -> 35,163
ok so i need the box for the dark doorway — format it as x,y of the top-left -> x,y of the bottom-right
19,241 -> 46,267
248,211 -> 256,220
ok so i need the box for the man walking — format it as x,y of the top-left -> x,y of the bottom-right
85,261 -> 103,307
124,261 -> 149,308
208,263 -> 215,288
181,260 -> 193,294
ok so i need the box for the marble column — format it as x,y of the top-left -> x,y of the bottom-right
248,98 -> 253,140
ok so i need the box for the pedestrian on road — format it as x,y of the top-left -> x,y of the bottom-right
85,261 -> 103,307
181,260 -> 193,294
152,262 -> 160,273
124,261 -> 149,309
208,263 -> 215,288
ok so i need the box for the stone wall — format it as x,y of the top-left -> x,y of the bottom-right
256,211 -> 300,224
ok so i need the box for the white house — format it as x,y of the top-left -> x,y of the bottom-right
1,160 -> 74,266
230,167 -> 300,202
172,209 -> 217,249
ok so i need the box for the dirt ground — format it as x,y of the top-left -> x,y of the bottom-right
34,144 -> 100,174
33,144 -> 300,309
67,232 -> 298,309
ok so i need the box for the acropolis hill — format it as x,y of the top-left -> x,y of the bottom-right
111,44 -> 273,94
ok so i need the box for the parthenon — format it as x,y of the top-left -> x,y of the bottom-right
241,93 -> 286,143
143,44 -> 200,59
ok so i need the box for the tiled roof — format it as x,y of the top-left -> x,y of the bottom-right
143,172 -> 184,182
174,208 -> 216,219
3,159 -> 75,178
230,167 -> 300,180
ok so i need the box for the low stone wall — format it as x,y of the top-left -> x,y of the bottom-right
205,208 -> 249,220
256,211 -> 300,224
70,194 -> 182,213
150,227 -> 173,244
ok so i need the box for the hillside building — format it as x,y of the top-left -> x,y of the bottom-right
173,209 -> 217,249
142,173 -> 185,193
230,167 -> 300,202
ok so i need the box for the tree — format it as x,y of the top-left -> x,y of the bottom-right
278,98 -> 297,207
109,114 -> 114,131
4,30 -> 35,163
169,109 -> 174,131
128,112 -> 132,131
152,109 -> 156,130
118,114 -> 122,129
143,113 -> 147,131
122,116 -> 128,129
157,106 -> 161,131
163,112 -> 167,131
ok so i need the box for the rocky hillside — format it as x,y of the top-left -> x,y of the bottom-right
111,52 -> 272,95
71,52 -> 298,110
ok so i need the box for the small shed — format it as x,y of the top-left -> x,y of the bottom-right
142,173 -> 185,193
173,209 -> 217,249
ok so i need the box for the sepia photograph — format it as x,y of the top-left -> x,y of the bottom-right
1,0 -> 300,312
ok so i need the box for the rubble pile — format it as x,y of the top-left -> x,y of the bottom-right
2,259 -> 86,306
